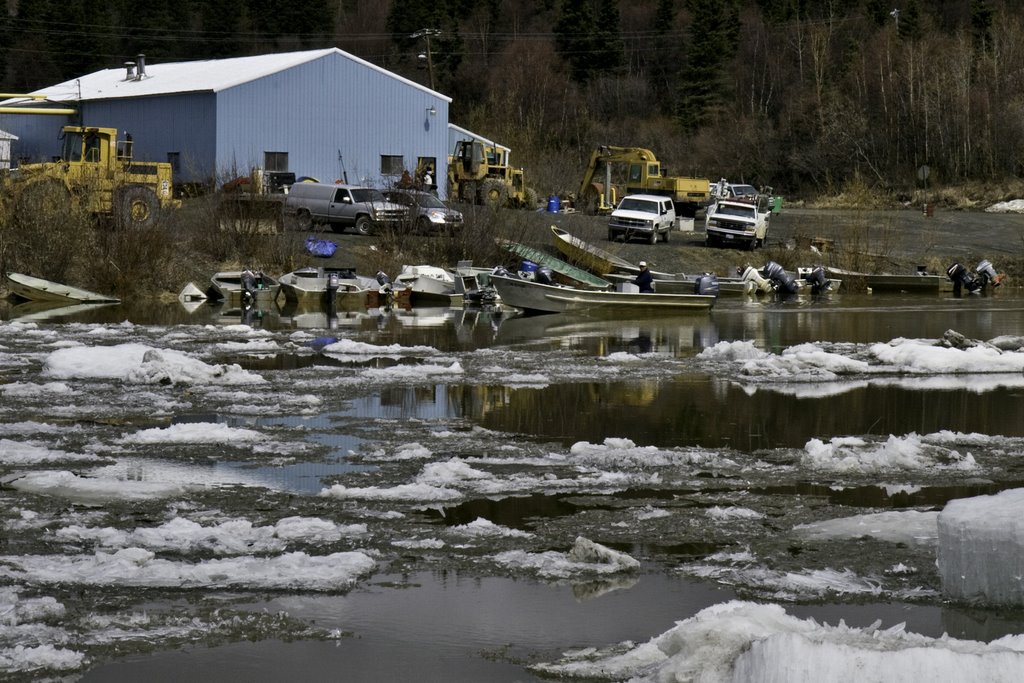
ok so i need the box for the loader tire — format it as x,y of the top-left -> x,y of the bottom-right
116,186 -> 159,229
479,179 -> 509,208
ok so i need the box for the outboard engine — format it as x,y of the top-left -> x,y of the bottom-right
534,266 -> 555,285
801,266 -> 831,294
946,262 -> 981,295
975,259 -> 1003,290
375,270 -> 393,292
491,265 -> 512,278
694,273 -> 720,296
240,268 -> 258,307
739,265 -> 773,294
763,261 -> 798,295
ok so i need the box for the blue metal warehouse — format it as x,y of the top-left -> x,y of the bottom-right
0,49 -> 452,194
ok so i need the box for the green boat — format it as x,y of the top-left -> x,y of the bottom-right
499,240 -> 613,290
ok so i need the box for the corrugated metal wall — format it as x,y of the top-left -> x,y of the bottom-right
217,52 -> 450,195
81,93 -> 216,184
0,112 -> 72,162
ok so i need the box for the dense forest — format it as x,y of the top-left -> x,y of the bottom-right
1,0 -> 1020,200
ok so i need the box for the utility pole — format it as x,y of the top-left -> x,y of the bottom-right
411,28 -> 441,90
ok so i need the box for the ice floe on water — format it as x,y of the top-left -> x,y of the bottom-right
116,421 -> 267,445
802,433 -> 979,472
494,537 -> 640,580
54,516 -> 367,555
42,343 -> 263,385
698,331 -> 1024,382
794,510 -> 940,545
321,339 -> 439,356
533,600 -> 1024,682
0,548 -> 375,591
0,439 -> 102,464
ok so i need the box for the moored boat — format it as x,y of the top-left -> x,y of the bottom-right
550,225 -> 638,275
499,240 -> 613,290
209,270 -> 280,307
278,266 -> 408,309
5,272 -> 120,303
393,265 -> 457,304
824,267 -> 944,294
490,273 -> 715,315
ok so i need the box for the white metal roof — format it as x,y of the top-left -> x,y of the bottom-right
1,48 -> 451,105
448,123 -> 510,152
0,129 -> 17,140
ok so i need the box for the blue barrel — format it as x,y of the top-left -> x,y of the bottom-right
546,195 -> 561,213
520,260 -> 538,274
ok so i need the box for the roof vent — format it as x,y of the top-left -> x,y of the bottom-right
135,54 -> 146,80
124,62 -> 136,80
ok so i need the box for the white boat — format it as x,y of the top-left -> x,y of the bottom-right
209,270 -> 280,307
490,273 -> 716,315
6,272 -> 120,303
393,265 -> 457,303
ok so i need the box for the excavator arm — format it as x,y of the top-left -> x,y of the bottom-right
577,146 -> 659,213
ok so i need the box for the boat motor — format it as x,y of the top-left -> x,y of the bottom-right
240,268 -> 258,307
739,265 -> 773,294
694,273 -> 720,296
800,266 -> 831,294
534,266 -> 555,285
764,261 -> 799,295
375,271 -> 393,293
946,262 -> 982,295
975,259 -> 1003,290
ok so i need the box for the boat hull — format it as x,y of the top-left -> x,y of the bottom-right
6,272 -> 120,303
500,240 -> 613,289
209,271 -> 281,307
550,226 -> 638,275
491,274 -> 715,314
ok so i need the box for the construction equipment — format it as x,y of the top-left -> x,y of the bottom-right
11,125 -> 176,228
447,139 -> 537,209
577,146 -> 710,217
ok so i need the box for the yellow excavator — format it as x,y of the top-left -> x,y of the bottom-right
577,145 -> 710,216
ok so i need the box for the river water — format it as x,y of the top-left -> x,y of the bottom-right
2,289 -> 1024,681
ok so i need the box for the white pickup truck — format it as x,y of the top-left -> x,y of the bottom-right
607,194 -> 676,244
704,195 -> 772,250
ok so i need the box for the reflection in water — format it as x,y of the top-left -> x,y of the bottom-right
458,377 -> 1024,449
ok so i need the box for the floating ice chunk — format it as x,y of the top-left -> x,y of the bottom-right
706,506 -> 765,520
0,548 -> 375,591
869,337 -> 1024,373
802,433 -> 977,472
6,470 -> 192,503
358,362 -> 463,380
42,343 -> 263,385
118,422 -> 265,445
319,482 -> 462,502
938,488 -> 1024,606
321,339 -> 438,356
534,600 -> 1024,681
0,439 -> 101,464
698,340 -> 766,361
0,381 -> 76,397
795,510 -> 939,545
0,644 -> 85,674
495,537 -> 639,579
450,518 -> 533,538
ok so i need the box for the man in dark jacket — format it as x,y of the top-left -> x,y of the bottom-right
634,261 -> 654,293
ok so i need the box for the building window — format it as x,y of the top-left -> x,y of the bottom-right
264,151 -> 288,172
380,155 -> 404,176
167,152 -> 180,174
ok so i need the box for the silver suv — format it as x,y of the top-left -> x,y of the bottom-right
383,189 -> 464,234
286,182 -> 406,235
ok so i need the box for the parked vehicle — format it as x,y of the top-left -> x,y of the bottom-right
382,189 -> 464,234
447,139 -> 537,209
285,182 -> 405,235
608,194 -> 676,244
705,194 -> 772,249
577,146 -> 709,216
9,125 -> 176,228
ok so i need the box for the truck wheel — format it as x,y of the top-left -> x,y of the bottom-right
479,179 -> 509,208
649,230 -> 657,245
296,210 -> 313,231
116,186 -> 159,229
354,215 -> 373,235
608,229 -> 616,241
662,229 -> 670,243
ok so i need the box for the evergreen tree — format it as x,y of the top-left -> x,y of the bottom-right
385,0 -> 462,91
971,0 -> 994,53
592,0 -> 626,74
676,0 -> 740,132
554,0 -> 597,83
897,0 -> 923,41
864,0 -> 891,27
649,0 -> 680,106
